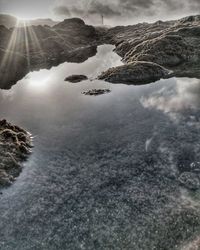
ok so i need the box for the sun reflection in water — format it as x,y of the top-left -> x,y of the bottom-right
25,70 -> 51,92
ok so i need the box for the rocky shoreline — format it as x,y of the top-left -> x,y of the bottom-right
0,18 -> 99,89
0,119 -> 32,188
0,15 -> 200,89
98,15 -> 200,84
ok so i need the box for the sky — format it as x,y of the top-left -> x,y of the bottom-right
0,0 -> 200,25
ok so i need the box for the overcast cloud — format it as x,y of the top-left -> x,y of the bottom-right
0,0 -> 199,24
52,0 -> 200,24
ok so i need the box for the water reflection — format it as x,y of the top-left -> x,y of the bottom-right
0,45 -> 199,250
141,78 -> 200,114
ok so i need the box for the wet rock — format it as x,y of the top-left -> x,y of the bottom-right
102,15 -> 200,82
82,89 -> 111,96
98,61 -> 171,84
65,75 -> 88,83
0,119 -> 33,188
178,172 -> 200,190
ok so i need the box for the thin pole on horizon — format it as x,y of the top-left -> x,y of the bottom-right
101,14 -> 104,25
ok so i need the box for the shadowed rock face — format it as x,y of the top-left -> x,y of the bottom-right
0,119 -> 32,188
0,18 -> 99,89
99,15 -> 200,84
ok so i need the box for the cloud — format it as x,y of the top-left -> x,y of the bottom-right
53,1 -> 121,19
88,2 -> 121,17
53,6 -> 71,16
141,78 -> 200,116
52,0 -> 200,24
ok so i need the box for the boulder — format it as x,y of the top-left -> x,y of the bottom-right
98,61 -> 172,85
65,75 -> 88,83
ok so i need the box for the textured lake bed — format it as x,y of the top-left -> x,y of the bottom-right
0,45 -> 200,250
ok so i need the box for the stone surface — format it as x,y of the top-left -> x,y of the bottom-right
0,119 -> 33,188
99,15 -> 200,84
82,89 -> 111,96
65,74 -> 88,83
98,61 -> 171,84
1,15 -> 200,87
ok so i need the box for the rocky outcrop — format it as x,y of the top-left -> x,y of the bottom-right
0,18 -> 99,89
98,61 -> 172,84
65,75 -> 88,83
1,15 -> 200,88
0,119 -> 32,187
82,89 -> 111,96
99,15 -> 200,84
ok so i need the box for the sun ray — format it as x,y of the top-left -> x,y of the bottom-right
23,21 -> 31,68
0,20 -> 20,69
26,24 -> 44,55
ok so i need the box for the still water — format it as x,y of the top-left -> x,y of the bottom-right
0,45 -> 200,250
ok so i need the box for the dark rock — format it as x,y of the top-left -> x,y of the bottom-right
82,89 -> 111,96
65,75 -> 88,83
0,18 -> 98,89
98,61 -> 172,84
0,119 -> 33,188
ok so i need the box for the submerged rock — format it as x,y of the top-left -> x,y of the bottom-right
98,61 -> 172,84
178,172 -> 200,190
0,119 -> 33,188
65,75 -> 88,83
82,89 -> 111,96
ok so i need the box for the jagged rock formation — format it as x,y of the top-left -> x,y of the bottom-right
99,15 -> 200,84
0,18 -> 98,89
0,119 -> 32,187
0,15 -> 200,88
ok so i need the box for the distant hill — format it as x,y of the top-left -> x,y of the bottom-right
19,18 -> 58,27
0,14 -> 17,28
0,14 -> 58,28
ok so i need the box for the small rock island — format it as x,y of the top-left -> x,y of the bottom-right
82,89 -> 111,96
65,75 -> 88,83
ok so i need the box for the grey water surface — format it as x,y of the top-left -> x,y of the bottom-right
0,45 -> 200,250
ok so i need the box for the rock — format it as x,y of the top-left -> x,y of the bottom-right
102,15 -> 200,83
82,89 -> 111,96
178,172 -> 200,190
0,18 -> 99,89
1,15 -> 200,89
65,75 -> 88,83
0,119 -> 33,188
98,61 -> 171,84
